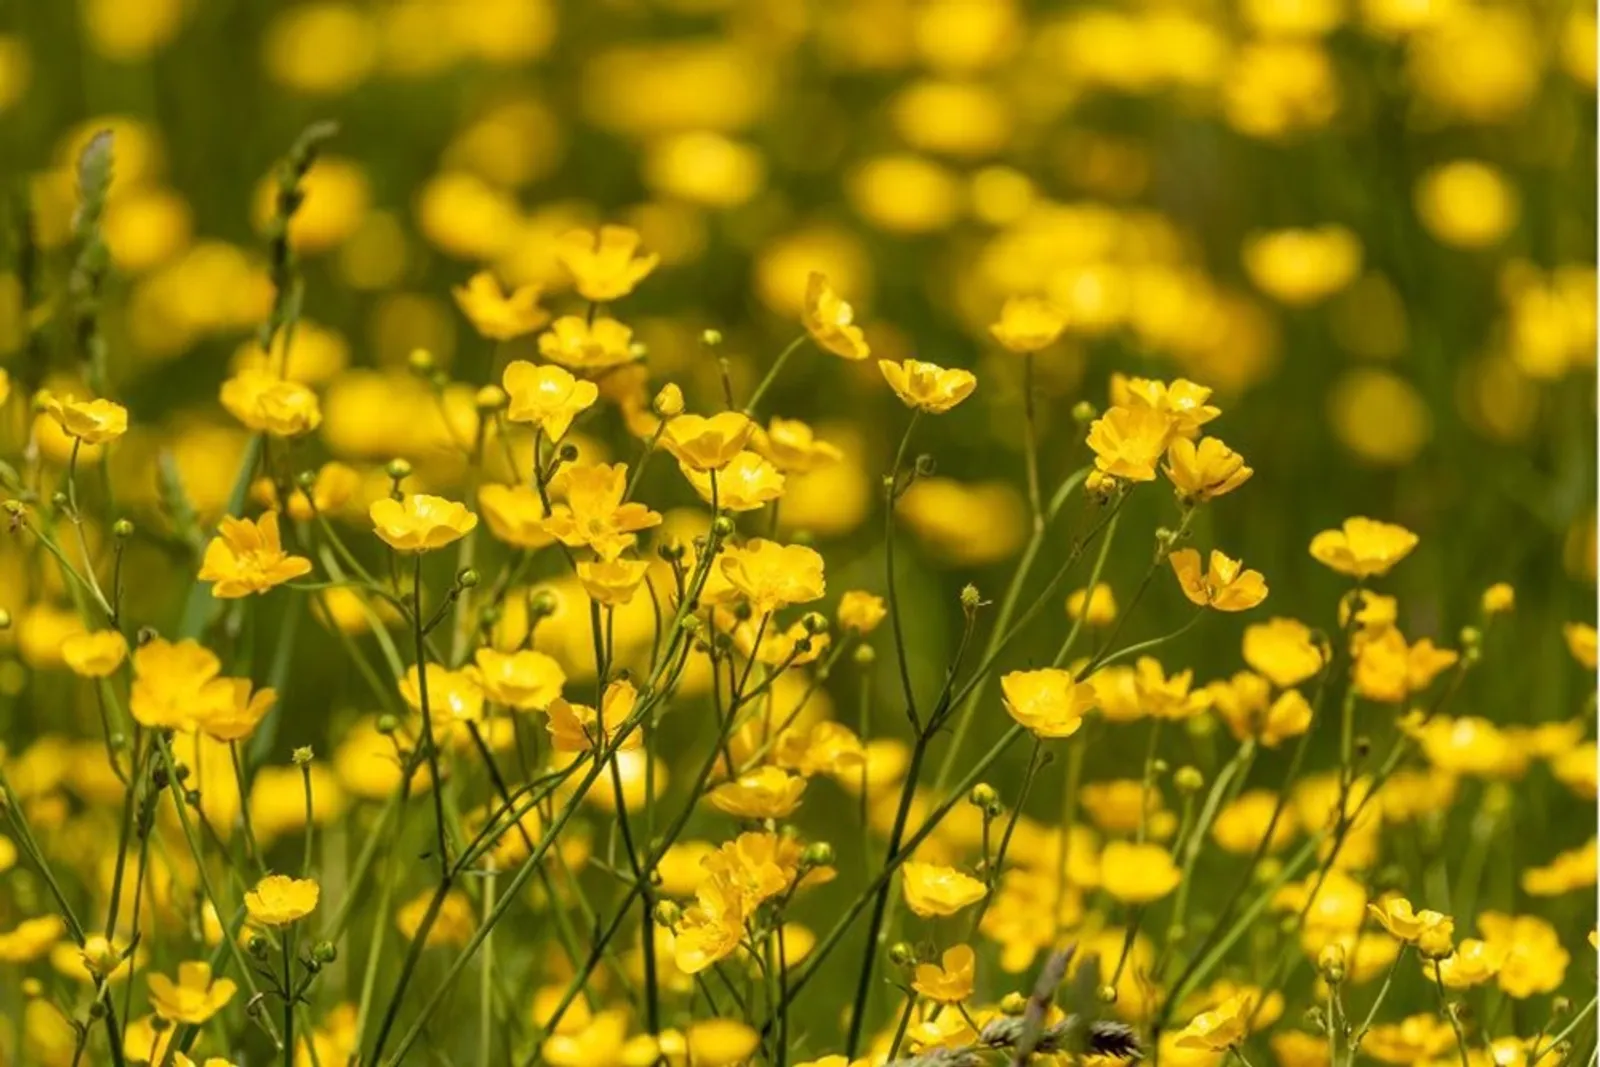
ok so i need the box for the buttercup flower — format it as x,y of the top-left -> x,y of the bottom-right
757,417 -> 843,473
1368,896 -> 1455,957
661,412 -> 755,471
577,557 -> 652,605
912,944 -> 976,1002
399,663 -> 485,725
198,511 -> 312,597
61,629 -> 129,678
1001,668 -> 1095,738
502,361 -> 599,441
219,370 -> 322,436
478,484 -> 557,550
1563,622 -> 1597,669
452,270 -> 548,340
1086,404 -> 1172,481
547,680 -> 643,752
148,961 -> 237,1025
901,862 -> 986,918
197,678 -> 277,742
1478,912 -> 1570,997
802,271 -> 870,361
1170,548 -> 1269,612
558,225 -> 658,302
541,462 -> 662,560
370,494 -> 478,552
1521,837 -> 1598,896
683,451 -> 785,511
1165,436 -> 1253,504
130,638 -> 223,730
474,648 -> 564,711
40,391 -> 128,444
1174,992 -> 1254,1051
1242,617 -> 1324,688
1100,841 -> 1183,904
1066,582 -> 1117,626
538,315 -> 635,370
837,591 -> 887,633
0,915 -> 65,962
245,874 -> 320,925
1309,517 -> 1420,578
879,359 -> 977,413
990,295 -> 1067,353
705,766 -> 807,819
1434,938 -> 1505,988
719,539 -> 826,616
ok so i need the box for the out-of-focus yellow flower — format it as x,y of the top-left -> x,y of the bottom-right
369,494 -> 477,553
396,888 -> 476,947
1243,617 -> 1324,688
196,677 -> 277,743
717,539 -> 826,616
990,295 -> 1067,353
538,316 -> 635,370
0,36 -> 30,113
901,861 -> 986,918
1477,912 -> 1570,998
1434,938 -> 1506,988
557,225 -> 658,303
148,961 -> 236,1025
452,272 -> 548,341
1224,41 -> 1340,139
1242,225 -> 1362,306
1212,790 -> 1299,855
262,3 -> 376,95
39,392 -> 128,444
502,361 -> 598,441
705,766 -> 807,819
1481,582 -> 1515,615
576,557 -> 652,606
661,412 -> 754,471
802,272 -> 871,361
0,915 -> 65,962
1415,160 -> 1519,248
1001,668 -> 1095,738
474,648 -> 563,712
82,0 -> 185,61
1208,672 -> 1313,747
1360,1013 -> 1455,1063
1164,436 -> 1252,504
541,463 -> 662,560
1100,841 -> 1182,904
683,451 -> 785,512
685,1019 -> 760,1067
1309,517 -> 1419,578
1174,992 -> 1254,1051
478,484 -> 556,550
755,418 -> 843,474
912,944 -> 976,1003
837,591 -> 887,634
1564,622 -> 1597,669
245,874 -> 320,926
879,359 -> 977,413
644,132 -> 765,207
1354,628 -> 1458,703
198,512 -> 312,598
130,638 -> 221,730
1329,368 -> 1432,467
1521,837 -> 1597,896
1410,715 -> 1527,778
60,629 -> 129,678
847,154 -> 961,234
1407,6 -> 1540,123
1170,548 -> 1269,612
1086,404 -> 1172,481
1269,1030 -> 1330,1067
1066,582 -> 1117,626
547,680 -> 642,752
220,369 -> 321,437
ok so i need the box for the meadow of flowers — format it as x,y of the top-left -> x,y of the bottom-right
0,1 -> 1596,1066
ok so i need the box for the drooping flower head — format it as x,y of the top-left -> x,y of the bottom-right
802,271 -> 870,361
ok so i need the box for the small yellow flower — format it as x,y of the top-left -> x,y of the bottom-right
1478,911 -> 1570,998
1174,991 -> 1254,1051
1211,790 -> 1300,855
541,462 -> 662,560
576,557 -> 652,606
196,677 -> 277,742
756,417 -> 843,474
837,590 -> 887,634
1309,517 -> 1419,578
901,861 -> 986,918
60,629 -> 129,678
0,915 -> 65,962
1112,376 -> 1222,439
451,270 -> 549,340
1434,938 -> 1505,988
502,361 -> 599,441
473,648 -> 564,711
130,638 -> 223,730
546,679 -> 642,753
1170,548 -> 1269,612
1132,656 -> 1212,720
1368,896 -> 1455,957
683,450 -> 785,512
370,494 -> 478,552
396,888 -> 477,946
661,412 -> 755,471
219,370 -> 322,436
705,766 -> 807,819
557,225 -> 659,302
399,663 -> 485,725
878,358 -> 977,414
1100,841 -> 1183,904
1480,582 -> 1515,615
147,961 -> 237,1025
1521,837 -> 1598,896
1242,617 -> 1324,688
537,315 -> 635,370
39,391 -> 128,444
1164,436 -> 1253,504
198,511 -> 313,597
244,873 -> 320,926
477,484 -> 557,550
989,295 -> 1067,353
718,539 -> 827,616
912,944 -> 976,1003
1066,582 -> 1117,626
1001,668 -> 1096,738
802,271 -> 870,361
1086,404 -> 1172,481
686,1019 -> 761,1067
1564,622 -> 1597,669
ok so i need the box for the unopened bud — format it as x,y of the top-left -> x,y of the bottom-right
711,516 -> 735,539
376,714 -> 399,736
960,584 -> 981,610
701,329 -> 723,347
653,384 -> 684,418
407,348 -> 435,375
999,992 -> 1028,1015
970,783 -> 999,810
801,611 -> 829,636
458,568 -> 481,589
475,385 -> 507,413
1174,766 -> 1204,793
1072,401 -> 1098,424
113,518 -> 134,538
653,900 -> 682,927
887,942 -> 914,967
801,842 -> 834,868
292,746 -> 314,766
529,590 -> 558,618
386,458 -> 412,482
1096,984 -> 1117,1004
852,644 -> 875,665
312,941 -> 337,964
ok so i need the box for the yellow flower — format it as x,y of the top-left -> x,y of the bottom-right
451,270 -> 548,340
399,663 -> 485,726
477,484 -> 556,550
370,494 -> 478,552
1100,841 -> 1182,904
1242,225 -> 1362,306
473,648 -> 564,711
1001,668 -> 1095,738
60,629 -> 129,678
576,557 -> 652,606
147,961 -> 237,1024
1211,790 -> 1299,855
1564,622 -> 1597,669
198,511 -> 313,597
1521,837 -> 1598,896
244,874 -> 320,926
1434,938 -> 1505,988
0,915 -> 65,962
756,417 -> 843,474
686,1019 -> 760,1067
1478,912 -> 1570,998
878,358 -> 977,414
1133,656 -> 1212,720
546,679 -> 641,752
1309,517 -> 1419,578
802,271 -> 870,361
1367,896 -> 1454,956
912,944 -> 976,1003
1243,617 -> 1325,689
1174,992 -> 1254,1051
1066,582 -> 1117,626
1360,1013 -> 1455,1063
1415,160 -> 1518,249
989,295 -> 1067,353
1210,675 -> 1313,748
130,638 -> 223,730
1164,436 -> 1253,504
541,462 -> 662,560
219,370 -> 322,436
901,861 -> 986,918
661,412 -> 755,471
1170,548 -> 1269,612
39,391 -> 128,444
196,677 -> 278,742
674,879 -> 747,974
718,539 -> 827,616
1480,582 -> 1515,615
705,766 -> 807,819
837,591 -> 887,634
396,888 -> 476,946
557,225 -> 658,302
502,361 -> 599,441
537,315 -> 635,370
683,450 -> 785,512
1086,403 -> 1172,481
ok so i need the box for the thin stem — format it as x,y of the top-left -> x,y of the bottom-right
742,332 -> 809,416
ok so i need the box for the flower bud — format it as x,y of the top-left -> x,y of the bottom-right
376,714 -> 399,736
558,442 -> 580,463
312,941 -> 338,964
1174,766 -> 1204,793
653,383 -> 685,418
886,942 -> 915,967
408,348 -> 435,375
1072,401 -> 1098,424
960,584 -> 981,610
852,644 -> 875,665
711,516 -> 736,539
529,590 -> 558,617
801,611 -> 829,636
701,328 -> 723,347
801,841 -> 834,868
386,458 -> 412,482
999,992 -> 1028,1015
20,977 -> 42,999
970,783 -> 999,810
457,568 -> 481,589
475,385 -> 507,413
653,900 -> 682,927
292,746 -> 314,766
113,518 -> 134,538
1096,984 -> 1117,1004
248,935 -> 271,959
914,454 -> 937,478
